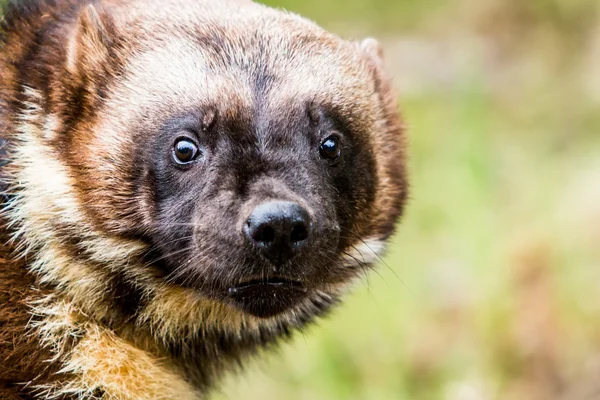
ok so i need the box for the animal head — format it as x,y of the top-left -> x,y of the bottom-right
4,0 -> 407,330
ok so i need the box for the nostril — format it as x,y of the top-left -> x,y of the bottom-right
290,222 -> 308,244
258,225 -> 276,244
247,220 -> 277,245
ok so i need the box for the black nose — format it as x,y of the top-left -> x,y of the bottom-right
244,201 -> 311,265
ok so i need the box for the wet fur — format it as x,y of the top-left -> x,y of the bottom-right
0,0 -> 408,398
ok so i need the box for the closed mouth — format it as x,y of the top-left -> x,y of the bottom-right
226,277 -> 309,318
228,277 -> 307,294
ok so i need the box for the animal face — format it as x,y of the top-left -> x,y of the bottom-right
83,40 -> 379,318
145,101 -> 373,318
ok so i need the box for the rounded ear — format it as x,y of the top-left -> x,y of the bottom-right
358,37 -> 394,106
358,37 -> 392,98
67,4 -> 115,79
360,37 -> 386,70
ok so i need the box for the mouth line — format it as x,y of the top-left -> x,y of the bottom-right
228,277 -> 308,295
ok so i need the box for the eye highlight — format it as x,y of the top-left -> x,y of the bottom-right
173,138 -> 200,165
319,135 -> 341,161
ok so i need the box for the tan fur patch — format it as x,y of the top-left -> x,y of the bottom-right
31,300 -> 199,400
60,327 -> 200,400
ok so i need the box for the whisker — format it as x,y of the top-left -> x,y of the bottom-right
152,222 -> 204,227
342,231 -> 412,294
134,234 -> 195,265
140,243 -> 196,270
340,249 -> 379,293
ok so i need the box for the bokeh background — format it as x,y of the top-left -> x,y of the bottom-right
213,1 -> 600,399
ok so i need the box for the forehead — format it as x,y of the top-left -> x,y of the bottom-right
105,24 -> 375,128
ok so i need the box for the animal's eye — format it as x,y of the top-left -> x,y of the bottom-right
173,138 -> 200,165
319,135 -> 341,161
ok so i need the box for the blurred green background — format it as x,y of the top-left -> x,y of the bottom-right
213,1 -> 600,399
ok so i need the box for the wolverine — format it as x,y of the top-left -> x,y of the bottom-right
0,0 -> 407,398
